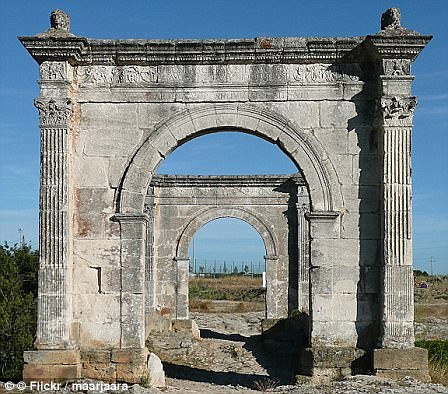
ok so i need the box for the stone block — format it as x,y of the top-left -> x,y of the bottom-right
172,319 -> 201,340
270,101 -> 319,129
373,347 -> 429,370
137,103 -> 181,130
80,349 -> 111,363
76,156 -> 109,187
312,321 -> 357,347
74,239 -> 121,267
311,347 -> 365,368
341,211 -> 380,240
111,348 -> 149,364
122,267 -> 145,293
23,350 -> 80,365
313,128 -> 348,154
145,311 -> 172,336
308,215 -> 340,239
75,294 -> 120,323
116,362 -> 148,384
121,319 -> 145,348
147,353 -> 166,387
376,369 -> 431,382
23,364 -> 81,382
79,321 -> 121,348
79,103 -> 142,157
319,101 -> 357,128
82,362 -> 116,382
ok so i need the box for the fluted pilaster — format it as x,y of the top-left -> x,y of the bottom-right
34,62 -> 73,349
378,59 -> 416,348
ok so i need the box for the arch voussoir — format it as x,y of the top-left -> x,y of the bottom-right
118,103 -> 342,213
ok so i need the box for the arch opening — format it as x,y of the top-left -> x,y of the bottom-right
119,103 -> 342,214
187,217 -> 267,316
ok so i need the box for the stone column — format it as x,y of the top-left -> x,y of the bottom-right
34,61 -> 73,350
377,69 -> 416,347
113,213 -> 148,349
23,59 -> 83,382
368,9 -> 432,381
173,257 -> 190,320
297,204 -> 310,313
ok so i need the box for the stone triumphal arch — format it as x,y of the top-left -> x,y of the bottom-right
20,8 -> 431,383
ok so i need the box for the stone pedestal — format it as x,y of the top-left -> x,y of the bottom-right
23,350 -> 81,382
298,347 -> 366,383
374,347 -> 430,382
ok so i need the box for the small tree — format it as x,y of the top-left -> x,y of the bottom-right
0,243 -> 39,379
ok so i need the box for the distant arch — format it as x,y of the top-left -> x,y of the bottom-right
175,207 -> 278,260
118,103 -> 342,213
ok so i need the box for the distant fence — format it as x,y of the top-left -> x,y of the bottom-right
189,259 -> 265,277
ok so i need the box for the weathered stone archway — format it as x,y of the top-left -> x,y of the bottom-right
20,8 -> 432,384
148,174 -> 309,321
176,206 -> 277,259
119,103 -> 341,214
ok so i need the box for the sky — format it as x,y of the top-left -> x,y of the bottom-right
0,1 -> 447,274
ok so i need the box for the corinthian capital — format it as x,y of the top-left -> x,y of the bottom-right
34,98 -> 72,127
380,97 -> 417,120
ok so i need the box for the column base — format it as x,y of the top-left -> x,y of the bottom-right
23,350 -> 81,383
298,347 -> 367,383
373,347 -> 430,382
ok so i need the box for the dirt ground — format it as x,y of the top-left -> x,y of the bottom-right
158,276 -> 448,393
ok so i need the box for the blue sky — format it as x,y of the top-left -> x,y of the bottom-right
0,1 -> 447,273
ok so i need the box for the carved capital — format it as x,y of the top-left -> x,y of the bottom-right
382,59 -> 410,76
34,98 -> 72,127
380,96 -> 417,120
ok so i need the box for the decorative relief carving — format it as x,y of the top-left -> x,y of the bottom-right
293,64 -> 362,84
50,9 -> 70,32
383,59 -> 410,76
78,66 -> 157,85
40,62 -> 66,80
34,98 -> 72,127
381,8 -> 401,30
381,96 -> 417,119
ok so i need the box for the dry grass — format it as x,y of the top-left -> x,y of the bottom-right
429,359 -> 448,385
189,275 -> 265,303
415,303 -> 448,322
189,299 -> 265,313
191,275 -> 263,291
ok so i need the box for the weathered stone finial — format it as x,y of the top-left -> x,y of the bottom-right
381,8 -> 401,30
50,9 -> 70,32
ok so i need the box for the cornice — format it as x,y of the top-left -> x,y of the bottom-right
150,174 -> 305,187
19,36 -> 365,66
365,34 -> 432,61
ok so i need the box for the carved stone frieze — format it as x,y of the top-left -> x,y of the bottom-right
34,98 -> 72,127
40,61 -> 67,80
380,96 -> 417,119
78,65 -> 157,85
382,59 -> 410,76
293,63 -> 363,84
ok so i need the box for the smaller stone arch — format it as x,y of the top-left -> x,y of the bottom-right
175,206 -> 278,260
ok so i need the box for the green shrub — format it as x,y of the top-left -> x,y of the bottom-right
0,243 -> 39,379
